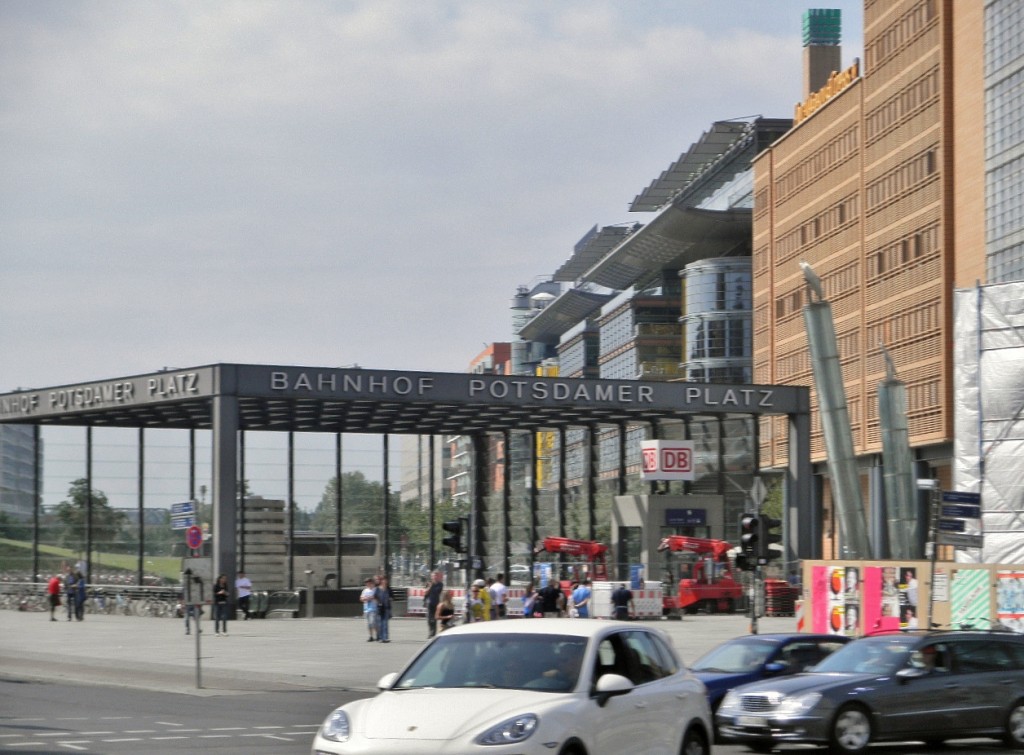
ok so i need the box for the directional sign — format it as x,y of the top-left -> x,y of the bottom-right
938,531 -> 984,548
942,491 -> 981,505
171,501 -> 196,516
171,515 -> 196,530
942,503 -> 981,519
186,525 -> 204,551
938,518 -> 966,533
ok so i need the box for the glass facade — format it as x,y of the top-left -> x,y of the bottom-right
985,0 -> 1024,283
680,258 -> 753,382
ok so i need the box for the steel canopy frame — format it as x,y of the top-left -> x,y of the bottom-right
0,363 -> 815,583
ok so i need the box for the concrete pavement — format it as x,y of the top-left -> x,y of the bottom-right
0,609 -> 798,697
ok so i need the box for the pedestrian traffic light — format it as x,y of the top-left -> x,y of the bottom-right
739,513 -> 760,561
758,516 -> 782,563
442,519 -> 464,553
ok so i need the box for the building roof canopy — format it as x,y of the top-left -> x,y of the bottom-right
0,364 -> 808,436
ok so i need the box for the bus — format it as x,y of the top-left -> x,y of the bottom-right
173,533 -> 381,588
291,532 -> 381,588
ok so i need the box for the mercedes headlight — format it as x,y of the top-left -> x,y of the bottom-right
319,708 -> 351,742
476,713 -> 538,745
775,691 -> 822,717
718,690 -> 741,714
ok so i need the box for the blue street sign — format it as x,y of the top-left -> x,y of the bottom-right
171,515 -> 196,530
942,491 -> 981,505
938,519 -> 966,533
665,508 -> 707,526
942,504 -> 981,519
171,501 -> 196,516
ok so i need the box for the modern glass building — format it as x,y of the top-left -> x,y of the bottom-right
985,0 -> 1024,283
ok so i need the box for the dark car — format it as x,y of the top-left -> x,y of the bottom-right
691,632 -> 851,712
716,629 -> 1024,754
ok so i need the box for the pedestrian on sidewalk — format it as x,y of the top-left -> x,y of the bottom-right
213,574 -> 230,635
46,572 -> 62,621
73,571 -> 87,621
424,570 -> 444,638
360,578 -> 379,641
376,576 -> 393,642
235,570 -> 253,620
64,567 -> 76,621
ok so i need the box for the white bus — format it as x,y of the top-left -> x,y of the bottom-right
290,532 -> 381,587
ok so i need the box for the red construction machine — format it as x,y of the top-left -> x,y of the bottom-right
534,536 -> 610,584
658,535 -> 743,614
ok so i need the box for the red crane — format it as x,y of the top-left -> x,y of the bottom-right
657,535 -> 743,614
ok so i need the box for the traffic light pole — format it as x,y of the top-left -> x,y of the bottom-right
750,566 -> 760,635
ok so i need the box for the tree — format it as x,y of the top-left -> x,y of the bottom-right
309,471 -> 388,534
53,478 -> 127,553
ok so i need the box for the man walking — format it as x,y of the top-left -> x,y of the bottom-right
490,573 -> 508,619
611,582 -> 634,620
235,570 -> 253,620
424,570 -> 444,638
360,578 -> 380,642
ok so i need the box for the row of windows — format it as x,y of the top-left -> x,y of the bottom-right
684,317 -> 751,360
682,266 -> 751,315
986,154 -> 1024,242
988,242 -> 1024,283
773,257 -> 862,321
986,67 -> 1024,159
864,0 -> 936,70
685,365 -> 753,383
865,148 -> 938,212
775,194 -> 860,263
985,0 -> 1024,74
865,65 -> 940,143
769,127 -> 859,206
867,223 -> 941,277
866,300 -> 939,348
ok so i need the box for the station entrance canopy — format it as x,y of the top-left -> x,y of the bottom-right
0,364 -> 808,431
0,364 -> 814,576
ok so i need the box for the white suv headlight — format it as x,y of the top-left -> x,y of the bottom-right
476,713 -> 538,745
319,708 -> 351,742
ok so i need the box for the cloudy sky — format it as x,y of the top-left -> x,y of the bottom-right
1,1 -> 864,395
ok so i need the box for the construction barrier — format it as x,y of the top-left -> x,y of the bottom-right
764,579 -> 799,617
407,583 -> 665,619
406,587 -> 528,618
592,581 -> 664,619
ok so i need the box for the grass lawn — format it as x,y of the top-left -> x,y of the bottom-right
0,538 -> 181,582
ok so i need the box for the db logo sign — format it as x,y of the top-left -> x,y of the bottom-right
640,440 -> 695,481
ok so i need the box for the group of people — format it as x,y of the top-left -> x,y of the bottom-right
420,572 -> 635,632
183,569 -> 253,636
422,571 -> 510,636
359,574 -> 395,642
45,565 -> 87,622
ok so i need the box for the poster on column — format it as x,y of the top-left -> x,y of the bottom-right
898,567 -> 920,628
997,570 -> 1024,633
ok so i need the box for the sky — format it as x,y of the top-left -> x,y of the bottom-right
0,1 -> 865,395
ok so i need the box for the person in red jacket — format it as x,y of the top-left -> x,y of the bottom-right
46,573 -> 62,622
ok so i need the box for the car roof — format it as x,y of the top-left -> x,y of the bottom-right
715,633 -> 850,644
439,618 -> 651,640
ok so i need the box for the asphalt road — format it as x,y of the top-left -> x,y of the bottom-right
0,609 -> 1014,754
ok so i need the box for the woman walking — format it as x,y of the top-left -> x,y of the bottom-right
213,574 -> 230,635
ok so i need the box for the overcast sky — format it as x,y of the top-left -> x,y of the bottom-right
1,1 -> 864,395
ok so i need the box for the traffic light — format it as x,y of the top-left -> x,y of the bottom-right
739,512 -> 761,561
734,553 -> 754,572
758,516 -> 782,564
442,519 -> 465,553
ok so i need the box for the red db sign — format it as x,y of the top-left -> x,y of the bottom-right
640,440 -> 694,481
